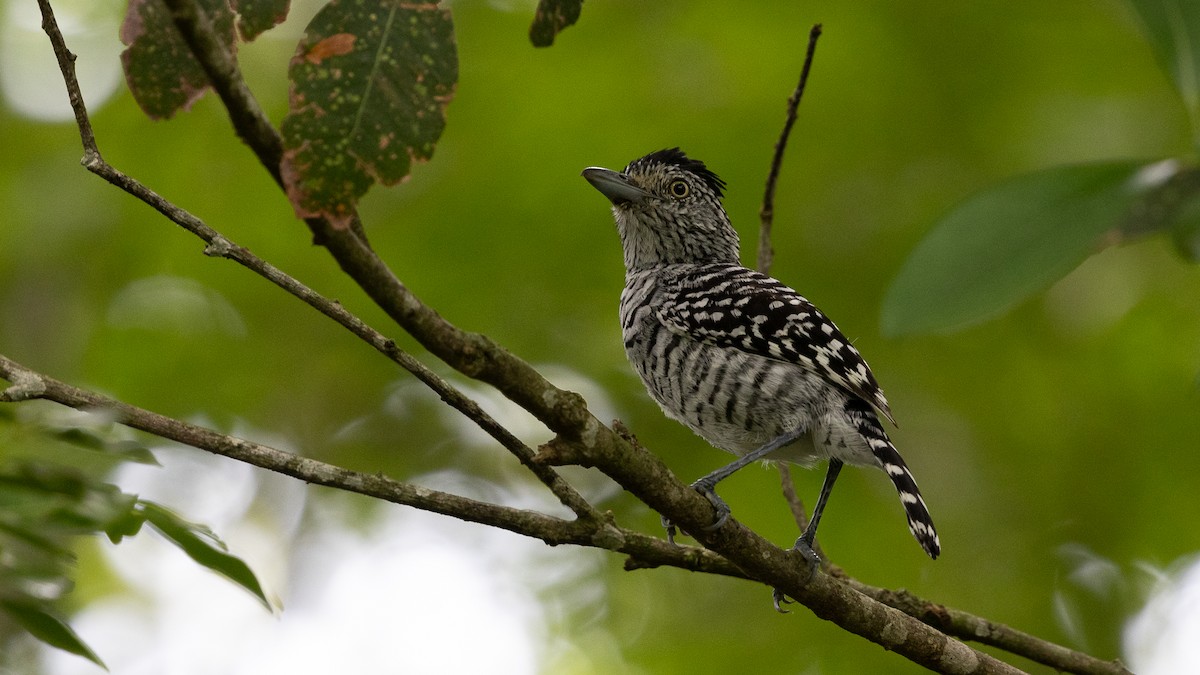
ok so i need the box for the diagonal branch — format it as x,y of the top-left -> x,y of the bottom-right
155,0 -> 602,447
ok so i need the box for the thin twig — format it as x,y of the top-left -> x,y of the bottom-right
35,0 -> 595,522
758,24 -> 824,559
757,23 -> 822,276
0,354 -> 567,537
845,579 -> 1133,675
0,354 -> 700,567
159,0 -> 602,455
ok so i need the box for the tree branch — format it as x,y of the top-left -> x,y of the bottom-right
155,0 -> 603,446
845,580 -> 1133,675
36,0 -> 597,522
0,353 -> 721,570
0,354 -> 572,540
757,23 -> 821,277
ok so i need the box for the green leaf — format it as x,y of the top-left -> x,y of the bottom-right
882,161 -> 1158,336
529,0 -> 584,47
1170,191 -> 1200,260
280,0 -> 458,229
0,601 -> 106,669
139,501 -> 270,608
231,0 -> 292,41
1126,0 -> 1200,134
50,428 -> 159,466
120,0 -> 238,119
104,508 -> 148,544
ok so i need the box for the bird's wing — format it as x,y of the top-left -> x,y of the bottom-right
656,265 -> 896,425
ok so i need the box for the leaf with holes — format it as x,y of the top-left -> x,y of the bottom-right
881,161 -> 1167,336
280,1 -> 458,229
232,0 -> 292,41
120,0 -> 237,119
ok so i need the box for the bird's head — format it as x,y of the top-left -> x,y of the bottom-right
583,148 -> 740,271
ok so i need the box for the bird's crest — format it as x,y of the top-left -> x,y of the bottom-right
628,148 -> 727,199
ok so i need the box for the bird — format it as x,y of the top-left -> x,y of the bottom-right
581,147 -> 940,577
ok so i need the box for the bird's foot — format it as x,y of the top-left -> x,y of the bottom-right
691,477 -> 731,532
771,536 -> 824,612
659,480 -> 732,544
790,533 -> 822,579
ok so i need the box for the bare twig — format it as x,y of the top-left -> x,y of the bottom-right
0,354 -> 715,569
845,580 -> 1134,675
0,354 -> 563,536
757,24 -> 825,560
757,23 -> 822,276
158,0 -> 600,452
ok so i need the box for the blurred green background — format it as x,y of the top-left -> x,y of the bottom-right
2,0 -> 1198,672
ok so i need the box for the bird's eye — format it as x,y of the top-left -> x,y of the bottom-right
668,180 -> 689,198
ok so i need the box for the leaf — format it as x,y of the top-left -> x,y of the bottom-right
120,0 -> 238,119
882,161 -> 1162,336
529,0 -> 584,47
0,520 -> 73,557
139,501 -> 270,608
1170,191 -> 1200,260
1126,0 -> 1200,131
50,428 -> 159,466
0,601 -> 106,669
104,507 -> 147,544
280,0 -> 458,229
231,0 -> 292,41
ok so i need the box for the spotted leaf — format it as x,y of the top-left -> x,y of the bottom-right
120,0 -> 237,119
280,0 -> 458,229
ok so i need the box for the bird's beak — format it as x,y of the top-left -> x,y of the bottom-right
582,167 -> 653,206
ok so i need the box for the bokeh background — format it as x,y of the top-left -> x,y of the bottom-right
1,0 -> 1198,672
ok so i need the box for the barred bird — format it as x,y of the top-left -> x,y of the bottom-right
582,148 -> 939,572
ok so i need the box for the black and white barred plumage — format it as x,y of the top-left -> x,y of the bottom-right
583,148 -> 940,561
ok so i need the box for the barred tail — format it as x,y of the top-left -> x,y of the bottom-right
847,399 -> 941,559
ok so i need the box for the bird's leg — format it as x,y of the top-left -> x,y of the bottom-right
771,458 -> 843,609
790,458 -> 842,567
662,428 -> 805,541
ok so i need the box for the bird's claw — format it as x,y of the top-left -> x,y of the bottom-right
772,538 -> 822,613
692,479 -> 731,532
660,514 -> 678,545
659,482 -> 732,543
772,588 -> 794,613
791,534 -> 822,579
